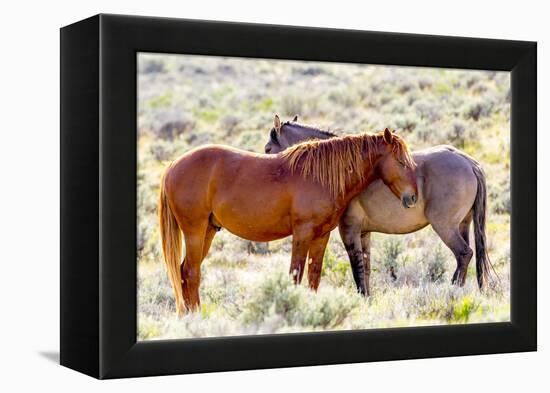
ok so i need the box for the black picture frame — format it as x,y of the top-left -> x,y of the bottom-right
60,14 -> 536,379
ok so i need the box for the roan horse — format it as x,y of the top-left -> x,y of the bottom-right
159,115 -> 418,315
265,116 -> 493,295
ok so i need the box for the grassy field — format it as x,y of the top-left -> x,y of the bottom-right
137,53 -> 510,340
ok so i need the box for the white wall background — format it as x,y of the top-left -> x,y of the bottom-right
0,0 -> 545,391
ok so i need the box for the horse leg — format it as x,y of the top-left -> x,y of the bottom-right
306,233 -> 331,291
459,212 -> 472,246
290,231 -> 313,284
202,224 -> 218,259
361,231 -> 372,296
453,213 -> 473,283
431,224 -> 473,287
339,220 -> 367,295
181,222 -> 208,312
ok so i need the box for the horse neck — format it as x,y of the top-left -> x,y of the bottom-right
287,124 -> 335,144
336,137 -> 386,205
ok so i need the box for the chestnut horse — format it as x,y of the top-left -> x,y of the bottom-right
264,116 -> 494,295
159,116 -> 417,315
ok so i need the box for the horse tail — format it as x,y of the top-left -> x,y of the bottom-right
159,167 -> 185,316
470,159 -> 496,289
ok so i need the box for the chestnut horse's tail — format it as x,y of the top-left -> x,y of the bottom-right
159,168 -> 185,316
470,160 -> 497,289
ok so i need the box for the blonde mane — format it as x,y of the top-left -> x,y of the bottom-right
280,131 -> 415,197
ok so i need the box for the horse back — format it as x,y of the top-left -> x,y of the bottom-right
414,145 -> 479,186
164,144 -> 294,213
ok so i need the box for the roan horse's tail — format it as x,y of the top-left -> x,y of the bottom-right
469,157 -> 495,289
159,167 -> 185,316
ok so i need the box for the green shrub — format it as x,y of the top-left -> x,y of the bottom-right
140,58 -> 165,74
380,238 -> 402,281
426,245 -> 447,283
138,315 -> 163,339
186,130 -> 215,147
297,288 -> 360,329
418,77 -> 433,90
328,89 -> 359,107
246,241 -> 270,255
413,99 -> 441,122
218,114 -> 241,136
398,81 -> 416,94
241,272 -> 303,325
255,97 -> 274,112
281,94 -> 304,117
149,139 -> 179,162
394,113 -> 419,133
237,131 -> 264,152
241,271 -> 360,329
452,296 -> 479,323
321,249 -> 350,287
155,117 -> 195,140
433,82 -> 452,95
445,121 -> 469,148
464,99 -> 494,121
147,92 -> 173,109
490,180 -> 511,215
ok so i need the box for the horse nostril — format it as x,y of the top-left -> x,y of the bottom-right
265,147 -> 271,153
411,194 -> 417,203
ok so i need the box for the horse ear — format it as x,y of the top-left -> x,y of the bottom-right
292,115 -> 298,122
274,114 -> 281,130
383,128 -> 393,144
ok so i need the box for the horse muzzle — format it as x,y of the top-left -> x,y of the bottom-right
401,193 -> 417,209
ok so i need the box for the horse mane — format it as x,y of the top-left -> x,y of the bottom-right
280,131 -> 415,197
390,133 -> 416,169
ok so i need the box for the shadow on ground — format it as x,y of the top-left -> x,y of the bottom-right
38,351 -> 59,364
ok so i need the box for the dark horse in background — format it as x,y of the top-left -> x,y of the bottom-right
159,116 -> 417,315
265,116 -> 493,296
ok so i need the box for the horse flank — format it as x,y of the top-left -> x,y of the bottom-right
280,132 -> 415,198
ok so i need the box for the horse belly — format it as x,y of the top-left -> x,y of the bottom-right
360,180 -> 429,234
223,223 -> 291,242
214,209 -> 293,242
211,188 -> 293,242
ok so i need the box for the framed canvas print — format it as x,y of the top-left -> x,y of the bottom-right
60,14 -> 536,379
